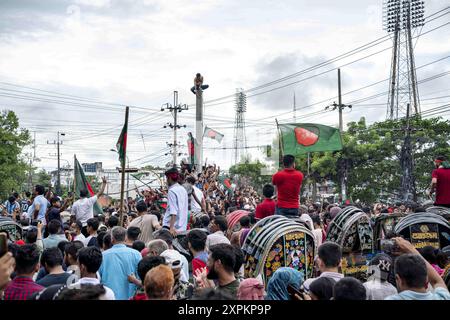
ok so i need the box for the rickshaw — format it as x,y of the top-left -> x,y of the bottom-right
326,206 -> 374,281
242,215 -> 316,285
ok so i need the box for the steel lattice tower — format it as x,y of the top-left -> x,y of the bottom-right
383,0 -> 425,119
233,88 -> 247,164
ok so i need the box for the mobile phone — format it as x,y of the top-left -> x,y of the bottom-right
287,284 -> 304,298
0,232 -> 8,258
380,239 -> 397,253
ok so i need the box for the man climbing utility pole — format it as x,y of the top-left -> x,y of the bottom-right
192,73 -> 209,173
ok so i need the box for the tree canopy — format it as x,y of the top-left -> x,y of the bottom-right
0,110 -> 30,198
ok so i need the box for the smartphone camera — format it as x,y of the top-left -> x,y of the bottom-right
380,239 -> 397,253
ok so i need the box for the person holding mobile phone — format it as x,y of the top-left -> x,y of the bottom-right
0,251 -> 15,299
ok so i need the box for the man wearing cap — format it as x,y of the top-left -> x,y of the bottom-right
364,253 -> 397,300
160,249 -> 194,300
162,168 -> 189,236
429,155 -> 450,208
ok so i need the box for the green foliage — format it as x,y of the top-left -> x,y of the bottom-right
0,110 -> 30,199
34,169 -> 52,187
229,157 -> 272,191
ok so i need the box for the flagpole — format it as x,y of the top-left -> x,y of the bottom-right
119,107 -> 129,227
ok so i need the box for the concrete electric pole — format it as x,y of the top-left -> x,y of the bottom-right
162,91 -> 188,168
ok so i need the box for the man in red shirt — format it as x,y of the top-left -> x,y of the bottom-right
272,154 -> 304,217
430,155 -> 450,207
255,184 -> 276,220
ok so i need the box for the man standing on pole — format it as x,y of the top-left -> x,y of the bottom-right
162,168 -> 189,236
429,155 -> 450,208
272,154 -> 304,217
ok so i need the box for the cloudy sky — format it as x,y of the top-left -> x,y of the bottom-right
0,0 -> 449,173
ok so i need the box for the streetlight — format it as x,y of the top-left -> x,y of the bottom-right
110,149 -> 130,199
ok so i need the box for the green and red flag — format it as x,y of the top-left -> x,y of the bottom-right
116,116 -> 128,167
203,126 -> 224,143
218,175 -> 233,191
73,156 -> 103,215
187,132 -> 196,165
278,123 -> 342,155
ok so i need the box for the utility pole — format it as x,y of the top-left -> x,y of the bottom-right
47,132 -> 65,195
325,69 -> 352,202
162,91 -> 188,168
400,103 -> 415,201
196,87 -> 203,173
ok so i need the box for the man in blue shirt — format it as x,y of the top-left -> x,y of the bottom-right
27,185 -> 49,225
99,226 -> 141,300
385,237 -> 450,300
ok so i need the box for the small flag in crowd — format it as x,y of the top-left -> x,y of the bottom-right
74,156 -> 103,216
203,126 -> 224,143
277,123 -> 343,155
218,175 -> 233,191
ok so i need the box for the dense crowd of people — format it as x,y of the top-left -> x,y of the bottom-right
1,154 -> 450,300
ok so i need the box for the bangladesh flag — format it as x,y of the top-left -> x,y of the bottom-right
187,132 -> 196,165
73,156 -> 103,216
278,123 -> 343,155
116,111 -> 128,167
203,126 -> 224,143
218,176 -> 233,191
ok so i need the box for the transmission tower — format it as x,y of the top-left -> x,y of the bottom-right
233,88 -> 247,164
383,0 -> 425,120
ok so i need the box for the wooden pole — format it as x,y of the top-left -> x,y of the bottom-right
119,107 -> 129,227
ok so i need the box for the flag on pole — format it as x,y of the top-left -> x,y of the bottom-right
73,156 -> 103,216
116,117 -> 128,167
187,132 -> 196,165
203,126 -> 224,143
277,123 -> 343,155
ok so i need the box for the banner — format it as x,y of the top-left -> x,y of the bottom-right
278,123 -> 343,155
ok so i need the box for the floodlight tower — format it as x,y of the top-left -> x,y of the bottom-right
233,88 -> 247,164
383,0 -> 425,119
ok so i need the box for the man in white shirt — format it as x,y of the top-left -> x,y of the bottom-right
184,176 -> 206,213
303,242 -> 344,292
69,246 -> 115,300
311,215 -> 323,248
72,220 -> 86,243
206,215 -> 230,250
71,177 -> 107,236
162,168 -> 189,236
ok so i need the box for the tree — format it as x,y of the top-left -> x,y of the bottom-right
229,157 -> 272,191
0,110 -> 30,199
34,169 -> 52,187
